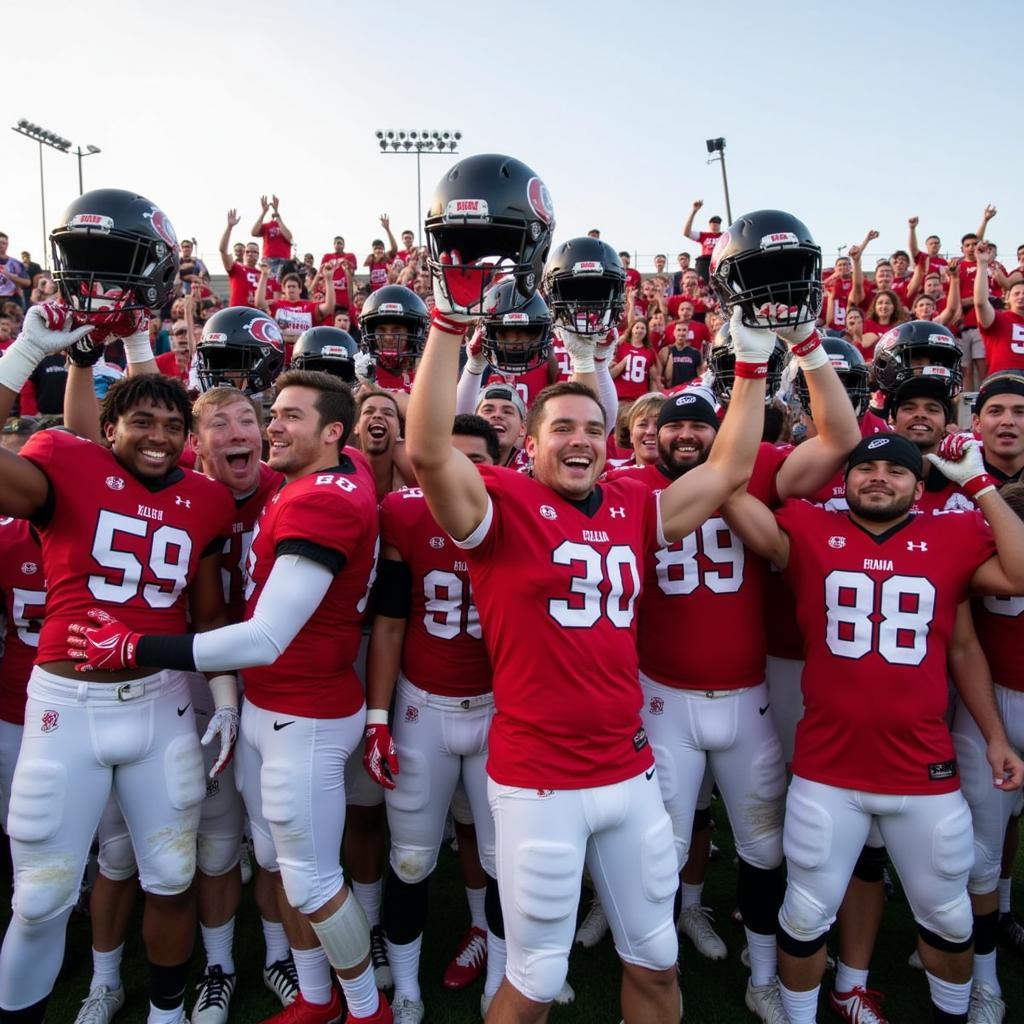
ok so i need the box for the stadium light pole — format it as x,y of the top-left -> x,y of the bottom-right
74,144 -> 102,195
375,130 -> 463,246
11,120 -> 73,270
705,137 -> 733,225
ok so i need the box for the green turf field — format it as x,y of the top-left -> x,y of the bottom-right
21,810 -> 1024,1022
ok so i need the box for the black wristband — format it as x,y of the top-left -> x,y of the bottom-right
136,633 -> 198,671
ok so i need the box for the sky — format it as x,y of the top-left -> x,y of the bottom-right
1,0 -> 1019,272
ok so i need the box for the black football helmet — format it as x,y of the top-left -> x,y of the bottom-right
195,306 -> 285,395
543,237 -> 626,335
796,337 -> 871,418
50,189 -> 179,315
707,321 -> 787,405
709,210 -> 822,329
291,327 -> 358,382
871,320 -> 963,400
425,154 -> 554,315
481,278 -> 553,374
360,285 -> 429,373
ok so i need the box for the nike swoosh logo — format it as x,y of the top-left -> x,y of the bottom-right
273,720 -> 295,731
177,704 -> 191,716
759,705 -> 770,716
645,768 -> 656,780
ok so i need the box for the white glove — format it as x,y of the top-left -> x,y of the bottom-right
775,320 -> 816,346
594,326 -> 618,366
925,433 -> 997,498
0,303 -> 94,394
201,706 -> 240,778
465,323 -> 487,374
729,307 -> 778,365
354,350 -> 375,385
557,326 -> 596,374
777,320 -> 828,370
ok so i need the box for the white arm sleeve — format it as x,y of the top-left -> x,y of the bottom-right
192,554 -> 335,671
455,362 -> 485,416
596,361 -> 619,437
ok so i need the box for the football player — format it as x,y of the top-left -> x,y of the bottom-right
406,151 -> 775,1024
725,432 -> 1024,1024
68,371 -> 391,1024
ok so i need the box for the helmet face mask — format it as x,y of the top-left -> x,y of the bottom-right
707,323 -> 787,405
482,280 -> 552,374
291,327 -> 358,383
425,154 -> 554,315
544,238 -> 626,336
710,211 -> 822,329
797,337 -> 870,418
196,307 -> 285,396
361,286 -> 429,373
872,322 -> 963,400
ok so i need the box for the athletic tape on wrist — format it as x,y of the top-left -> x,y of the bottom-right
963,475 -> 997,499
791,330 -> 821,358
124,333 -> 156,365
431,308 -> 469,337
734,361 -> 768,380
366,709 -> 389,727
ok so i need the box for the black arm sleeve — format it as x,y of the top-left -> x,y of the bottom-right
371,558 -> 413,619
136,632 -> 198,671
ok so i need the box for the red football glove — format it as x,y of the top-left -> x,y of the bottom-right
363,722 -> 399,790
67,609 -> 142,672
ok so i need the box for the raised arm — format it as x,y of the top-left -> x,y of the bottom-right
219,209 -> 240,273
908,216 -> 921,262
250,194 -> 269,238
271,196 -> 293,243
721,488 -> 791,566
682,199 -> 703,243
318,260 -> 336,320
974,242 -> 997,330
379,214 -> 398,259
255,260 -> 271,313
976,204 -> 997,241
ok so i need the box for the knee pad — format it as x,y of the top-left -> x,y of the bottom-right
382,868 -> 428,945
310,891 -> 371,972
777,923 -> 827,958
513,841 -> 580,923
163,733 -> 206,812
737,860 -> 785,935
507,950 -> 570,1005
778,882 -> 833,945
388,843 -> 436,885
915,891 -> 974,948
640,813 -> 680,905
12,850 -> 81,924
852,843 -> 887,884
618,917 -> 678,973
931,802 -> 974,880
782,787 -> 833,871
279,856 -> 343,917
98,831 -> 138,882
137,811 -> 200,896
197,831 -> 241,877
7,760 -> 65,845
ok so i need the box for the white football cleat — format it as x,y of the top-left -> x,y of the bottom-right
677,904 -> 727,960
391,994 -> 425,1024
73,984 -> 126,1024
968,981 -> 1006,1024
574,898 -> 609,948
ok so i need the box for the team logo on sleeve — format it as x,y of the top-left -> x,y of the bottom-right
21,561 -> 37,575
105,475 -> 126,491
828,536 -> 846,549
539,505 -> 558,520
40,710 -> 59,733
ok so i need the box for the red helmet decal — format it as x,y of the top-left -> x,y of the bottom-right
145,207 -> 179,249
709,231 -> 731,274
526,177 -> 553,225
247,316 -> 284,351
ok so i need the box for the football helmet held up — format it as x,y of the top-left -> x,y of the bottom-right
195,306 -> 285,395
543,237 -> 626,336
871,320 -> 963,399
481,278 -> 553,374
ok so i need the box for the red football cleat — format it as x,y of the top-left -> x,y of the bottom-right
828,985 -> 888,1024
259,988 -> 343,1024
442,926 -> 488,990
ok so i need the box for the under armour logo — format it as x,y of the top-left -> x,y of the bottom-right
907,541 -> 928,552
175,496 -> 191,508
609,507 -> 626,518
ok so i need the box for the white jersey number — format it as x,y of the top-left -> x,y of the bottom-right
89,510 -> 193,608
824,570 -> 935,666
548,541 -> 640,629
10,588 -> 46,647
654,516 -> 744,596
982,594 -> 1024,618
422,569 -> 482,640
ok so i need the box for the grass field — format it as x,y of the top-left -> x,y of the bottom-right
18,807 -> 1024,1023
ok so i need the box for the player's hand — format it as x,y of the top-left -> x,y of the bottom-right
594,326 -> 618,366
987,738 -> 1024,791
728,306 -> 778,365
354,350 -> 375,385
465,322 -> 487,374
67,609 -> 142,672
925,433 -> 996,497
557,325 -> 597,374
201,706 -> 240,778
363,721 -> 399,789
775,320 -> 816,347
431,250 -> 490,322
22,302 -> 96,357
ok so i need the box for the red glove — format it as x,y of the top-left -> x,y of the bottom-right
363,720 -> 399,790
67,609 -> 142,672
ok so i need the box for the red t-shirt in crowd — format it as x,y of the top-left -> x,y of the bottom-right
456,466 -> 656,789
367,261 -> 389,292
667,293 -> 709,319
613,343 -> 655,400
321,252 -> 358,305
664,319 -> 709,352
259,219 -> 291,260
696,231 -> 722,258
825,277 -> 854,327
957,260 -> 995,329
980,310 -> 1024,374
379,487 -> 492,697
625,267 -> 642,291
915,251 -> 949,275
0,517 -> 45,725
242,452 -> 379,719
155,350 -> 189,382
269,299 -> 320,359
228,262 -> 262,307
778,500 -> 994,795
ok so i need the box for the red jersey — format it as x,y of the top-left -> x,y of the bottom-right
373,365 -> 414,393
367,261 -> 389,291
259,219 -> 291,260
380,487 -> 491,697
321,252 -> 357,306
973,594 -> 1024,693
625,268 -> 642,291
220,462 -> 282,623
21,431 -> 234,665
458,467 -> 656,789
915,252 -> 949,275
0,518 -> 45,725
825,277 -> 854,327
155,350 -> 189,382
241,453 -> 379,718
486,363 -> 552,409
228,262 -> 262,307
696,231 -> 722,258
778,501 -> 994,794
269,299 -> 319,339
620,449 -> 778,690
613,344 -> 655,400
957,260 -> 993,329
912,467 -> 976,515
551,335 -> 572,381
979,310 -> 1024,375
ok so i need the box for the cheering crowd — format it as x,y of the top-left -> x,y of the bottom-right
0,159 -> 1022,1024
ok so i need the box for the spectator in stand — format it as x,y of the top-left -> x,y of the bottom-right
19,346 -> 68,416
842,306 -> 868,358
0,234 -> 29,309
309,261 -> 353,324
0,415 -> 39,453
666,297 -> 709,347
334,307 -> 361,346
667,269 -> 708,321
669,252 -> 693,296
910,269 -> 960,329
250,193 -> 294,276
322,235 -> 359,310
18,252 -> 41,306
232,240 -> 245,263
364,216 -> 399,292
155,320 -> 194,382
908,216 -> 949,275
647,309 -> 667,351
395,229 -> 416,263
1012,244 -> 1024,283
860,289 -> 907,357
220,209 -> 265,306
610,319 -> 656,404
823,255 -> 854,328
608,392 -> 666,469
28,274 -> 57,307
682,199 -> 723,283
956,204 -> 1001,389
653,254 -> 667,274
178,238 -> 209,291
618,251 -> 641,291
587,228 -> 600,239
976,241 -> 1024,375
652,318 -> 705,392
257,259 -> 336,359
0,313 -> 13,352
890,249 -> 912,284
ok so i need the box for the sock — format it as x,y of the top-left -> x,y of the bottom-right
384,935 -> 421,1002
90,944 -> 124,992
485,932 -> 506,999
972,951 -> 999,995
465,885 -> 487,932
201,919 -> 236,975
338,962 -> 380,1019
352,879 -> 382,929
779,981 -> 819,1024
997,877 -> 1011,915
147,1005 -> 185,1024
292,946 -> 332,1006
680,881 -> 703,910
261,918 -> 290,967
926,972 -> 970,1017
744,928 -> 777,987
834,960 -> 869,995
